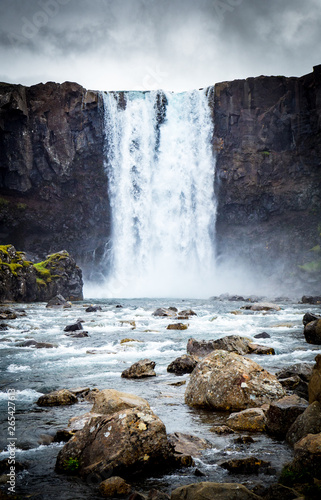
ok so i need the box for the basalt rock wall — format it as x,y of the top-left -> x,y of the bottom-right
0,81 -> 109,267
212,65 -> 321,287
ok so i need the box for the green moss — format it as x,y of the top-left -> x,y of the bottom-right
16,203 -> 27,210
261,150 -> 271,156
36,278 -> 47,286
279,464 -> 312,486
33,262 -> 52,278
0,197 -> 9,207
62,457 -> 80,472
299,260 -> 321,273
0,262 -> 23,276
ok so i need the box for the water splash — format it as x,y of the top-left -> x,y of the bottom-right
100,88 -> 216,298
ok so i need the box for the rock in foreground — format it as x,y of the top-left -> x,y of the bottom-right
171,482 -> 262,500
56,408 -> 175,479
185,350 -> 284,411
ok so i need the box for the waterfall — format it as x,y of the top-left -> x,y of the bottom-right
101,88 -> 216,298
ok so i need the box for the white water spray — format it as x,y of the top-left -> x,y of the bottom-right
100,88 -> 216,298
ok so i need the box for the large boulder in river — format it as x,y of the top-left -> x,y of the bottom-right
185,350 -> 285,411
91,389 -> 150,414
227,408 -> 267,432
121,359 -> 156,378
37,389 -> 78,406
186,336 -> 274,357
286,401 -> 321,446
167,355 -> 199,375
56,408 -> 175,479
171,482 -> 262,500
291,432 -> 321,480
265,395 -> 308,439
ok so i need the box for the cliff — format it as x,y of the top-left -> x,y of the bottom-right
0,81 -> 109,268
212,65 -> 321,288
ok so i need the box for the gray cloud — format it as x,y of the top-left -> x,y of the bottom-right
0,0 -> 320,90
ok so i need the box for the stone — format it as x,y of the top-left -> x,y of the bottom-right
46,294 -> 68,308
37,389 -> 78,406
276,363 -> 313,382
56,408 -> 175,478
308,354 -> 321,403
0,308 -> 17,320
171,482 -> 262,500
303,312 -> 321,326
167,355 -> 199,375
247,343 -> 275,355
254,332 -> 271,339
304,319 -> 321,344
265,395 -> 309,439
234,436 -> 255,444
227,408 -> 267,432
64,321 -> 83,332
185,350 -> 285,411
301,296 -> 321,305
291,432 -> 321,479
219,457 -> 271,474
147,489 -> 170,500
177,309 -> 197,319
286,401 -> 321,446
85,305 -> 102,312
278,376 -> 309,400
16,339 -> 57,348
152,308 -> 177,317
261,484 -> 302,500
54,429 -> 75,443
187,335 -> 252,357
99,476 -> 131,497
210,425 -> 234,434
167,432 -> 211,457
241,302 -> 281,311
91,389 -> 150,415
166,323 -> 188,330
121,359 -> 156,379
65,331 -> 89,338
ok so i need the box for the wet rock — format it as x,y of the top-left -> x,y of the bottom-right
219,457 -> 271,474
99,476 -> 132,498
38,434 -> 54,445
167,323 -> 188,330
301,295 -> 321,305
119,320 -> 136,329
147,489 -> 170,500
65,331 -> 89,338
168,380 -> 186,387
254,332 -> 271,339
0,308 -> 17,320
185,350 -> 285,411
167,355 -> 199,375
152,308 -> 177,317
248,343 -> 275,355
16,339 -> 57,348
85,305 -> 102,312
167,432 -> 211,457
276,363 -> 313,383
286,401 -> 321,446
0,323 -> 8,331
261,483 -> 302,500
37,389 -> 78,406
64,321 -> 83,332
210,425 -> 234,435
227,408 -> 267,432
304,318 -> 321,344
234,436 -> 255,444
120,338 -> 141,344
177,309 -> 197,319
265,395 -> 309,439
0,459 -> 27,474
187,335 -> 252,357
291,432 -> 321,479
308,354 -> 321,403
303,312 -> 321,326
54,429 -> 75,443
241,302 -> 281,311
278,376 -> 309,400
46,294 -> 69,308
92,389 -> 150,415
171,482 -> 262,500
56,408 -> 176,478
69,387 -> 90,398
121,359 -> 156,379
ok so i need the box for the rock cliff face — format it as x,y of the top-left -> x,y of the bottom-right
212,65 -> 321,287
0,81 -> 109,267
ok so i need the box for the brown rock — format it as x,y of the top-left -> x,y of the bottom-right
210,425 -> 234,435
185,350 -> 285,411
186,335 -> 252,357
171,482 -> 262,500
265,395 -> 309,439
286,401 -> 321,446
99,476 -> 131,497
56,408 -> 175,478
152,308 -> 177,317
219,457 -> 271,474
37,389 -> 78,406
167,323 -> 188,330
241,302 -> 281,311
92,389 -> 150,415
308,354 -> 321,403
304,319 -> 321,344
291,432 -> 321,479
167,432 -> 211,457
121,359 -> 156,379
227,408 -> 266,432
167,355 -> 199,375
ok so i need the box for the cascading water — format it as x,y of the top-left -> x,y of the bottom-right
100,88 -> 216,298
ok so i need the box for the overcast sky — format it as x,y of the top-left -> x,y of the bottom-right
0,0 -> 320,91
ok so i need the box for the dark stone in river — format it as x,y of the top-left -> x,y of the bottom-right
303,312 -> 321,326
167,355 -> 199,375
219,456 -> 271,474
121,359 -> 156,379
304,319 -> 321,344
265,395 -> 309,439
64,321 -> 83,332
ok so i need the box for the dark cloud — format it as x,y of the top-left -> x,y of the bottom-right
0,0 -> 320,90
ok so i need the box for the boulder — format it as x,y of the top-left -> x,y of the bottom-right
56,408 -> 175,478
16,339 -> 57,348
291,432 -> 321,479
37,389 -> 78,406
177,309 -> 197,319
304,319 -> 321,344
46,294 -> 70,308
259,484 -> 302,500
286,401 -> 321,446
99,476 -> 131,497
85,305 -> 102,312
219,457 -> 271,474
301,296 -> 321,305
167,432 -> 211,457
65,331 -> 89,338
308,354 -> 321,403
121,359 -> 156,379
303,312 -> 321,326
167,323 -> 188,330
265,395 -> 309,439
241,302 -> 281,311
92,389 -> 150,415
185,350 -> 285,411
254,332 -> 271,339
276,363 -> 313,382
167,355 -> 199,375
247,343 -> 275,355
227,408 -> 266,432
210,425 -> 234,435
186,336 -> 273,357
64,321 -> 83,332
170,482 -> 262,500
152,308 -> 177,317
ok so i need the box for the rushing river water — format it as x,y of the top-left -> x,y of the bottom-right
0,296 -> 320,499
